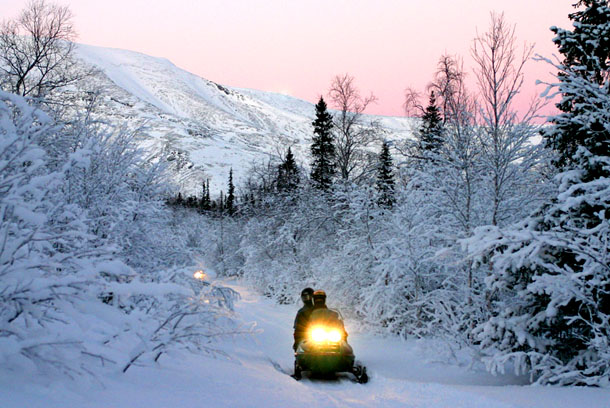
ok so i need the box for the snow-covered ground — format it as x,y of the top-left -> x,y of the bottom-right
2,276 -> 608,408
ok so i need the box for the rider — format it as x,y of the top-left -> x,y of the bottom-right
293,287 -> 314,351
309,290 -> 348,341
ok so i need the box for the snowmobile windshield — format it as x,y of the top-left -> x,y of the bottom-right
328,308 -> 344,321
309,308 -> 344,324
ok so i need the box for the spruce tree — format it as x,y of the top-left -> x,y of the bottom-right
310,97 -> 336,190
200,179 -> 211,211
544,0 -> 610,173
277,147 -> 300,192
472,0 -> 610,385
418,91 -> 444,154
227,169 -> 235,215
205,179 -> 211,209
376,141 -> 396,208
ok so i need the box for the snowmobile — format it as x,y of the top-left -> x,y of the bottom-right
293,309 -> 368,384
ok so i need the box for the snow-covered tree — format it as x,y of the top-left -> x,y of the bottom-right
200,179 -> 211,211
227,168 -> 235,215
277,147 -> 300,193
310,97 -> 336,191
428,55 -> 468,125
376,141 -> 395,208
544,0 -> 610,171
0,90 -> 247,379
468,0 -> 610,386
418,92 -> 444,154
0,91 -> 109,376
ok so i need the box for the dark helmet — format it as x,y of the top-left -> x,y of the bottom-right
301,287 -> 314,303
312,290 -> 326,306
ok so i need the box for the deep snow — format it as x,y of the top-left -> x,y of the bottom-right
1,276 -> 608,408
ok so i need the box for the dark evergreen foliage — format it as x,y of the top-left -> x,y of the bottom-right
310,97 -> 336,190
227,169 -> 235,215
418,91 -> 444,154
277,147 -> 300,192
536,1 -> 610,357
200,179 -> 211,211
376,141 -> 395,208
544,0 -> 610,173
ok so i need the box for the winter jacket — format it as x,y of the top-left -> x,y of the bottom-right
293,303 -> 314,349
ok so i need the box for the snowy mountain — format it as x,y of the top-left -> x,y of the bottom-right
74,44 -> 414,194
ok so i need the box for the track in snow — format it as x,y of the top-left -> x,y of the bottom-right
220,280 -> 610,408
2,278 -> 609,408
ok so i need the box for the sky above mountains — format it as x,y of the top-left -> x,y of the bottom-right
2,0 -> 573,116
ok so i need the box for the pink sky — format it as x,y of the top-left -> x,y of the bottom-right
1,0 -> 574,116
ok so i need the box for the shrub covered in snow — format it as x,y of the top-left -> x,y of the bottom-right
0,91 -> 246,380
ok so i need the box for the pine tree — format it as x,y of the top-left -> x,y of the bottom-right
544,0 -> 610,173
226,169 -> 235,215
471,0 -> 610,385
200,179 -> 211,211
418,91 -> 444,154
277,147 -> 300,192
205,179 -> 211,208
376,141 -> 395,208
310,97 -> 336,190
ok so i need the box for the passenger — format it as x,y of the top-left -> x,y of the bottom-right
293,287 -> 314,351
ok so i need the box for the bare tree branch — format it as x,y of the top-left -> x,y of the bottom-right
403,86 -> 424,117
0,0 -> 81,98
471,12 -> 546,226
328,73 -> 381,181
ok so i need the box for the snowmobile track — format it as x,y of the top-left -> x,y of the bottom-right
267,357 -> 291,376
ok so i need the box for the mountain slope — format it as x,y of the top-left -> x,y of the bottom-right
74,44 -> 414,193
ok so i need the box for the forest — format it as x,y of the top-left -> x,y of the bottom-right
1,0 -> 608,387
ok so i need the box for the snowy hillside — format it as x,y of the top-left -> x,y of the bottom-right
74,44 -> 414,193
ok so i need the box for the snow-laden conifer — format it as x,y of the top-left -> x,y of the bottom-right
310,97 -> 336,190
376,141 -> 395,208
467,0 -> 610,385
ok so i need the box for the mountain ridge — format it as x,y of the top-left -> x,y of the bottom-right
73,43 -> 414,194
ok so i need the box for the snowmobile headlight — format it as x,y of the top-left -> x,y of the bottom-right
193,270 -> 207,280
310,327 -> 342,343
327,329 -> 342,343
311,327 -> 327,342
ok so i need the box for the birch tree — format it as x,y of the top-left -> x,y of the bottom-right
472,12 -> 547,227
328,74 -> 380,182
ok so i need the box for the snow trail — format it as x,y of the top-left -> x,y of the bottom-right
1,278 -> 608,408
